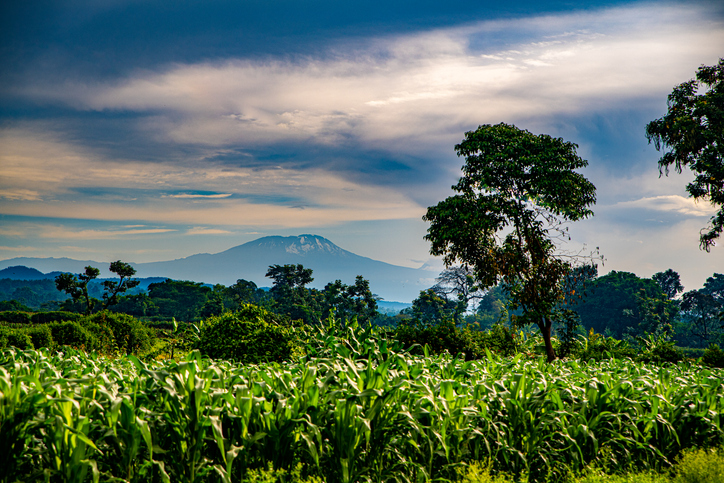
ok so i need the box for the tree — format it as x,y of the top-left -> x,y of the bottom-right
320,276 -> 379,324
266,264 -> 317,323
431,266 -> 485,321
101,260 -> 140,309
55,266 -> 100,315
645,59 -> 724,250
652,269 -> 684,300
680,289 -> 722,347
224,279 -> 269,309
573,270 -> 669,339
266,264 -> 314,291
147,280 -> 211,321
424,123 -> 596,361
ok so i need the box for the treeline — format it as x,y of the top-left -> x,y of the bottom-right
1,261 -> 722,355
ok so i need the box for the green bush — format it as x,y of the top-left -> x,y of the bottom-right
393,320 -> 517,360
83,311 -> 155,355
575,329 -> 636,362
638,339 -> 683,365
48,320 -> 101,352
0,311 -> 32,325
673,446 -> 724,483
0,327 -> 34,350
197,305 -> 302,363
394,320 -> 470,357
701,344 -> 724,368
26,324 -> 54,349
30,311 -> 82,324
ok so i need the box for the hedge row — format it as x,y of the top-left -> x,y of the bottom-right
0,311 -> 155,356
0,310 -> 82,325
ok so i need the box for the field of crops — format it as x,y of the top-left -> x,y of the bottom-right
2,328 -> 723,483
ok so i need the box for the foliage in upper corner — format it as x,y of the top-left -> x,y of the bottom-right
646,58 -> 724,250
423,122 -> 597,362
196,304 -> 303,363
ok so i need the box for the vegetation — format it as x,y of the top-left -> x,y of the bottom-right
646,58 -> 724,250
196,304 -> 302,364
424,123 -> 597,361
2,322 -> 723,482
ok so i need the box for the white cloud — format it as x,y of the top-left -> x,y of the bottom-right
615,195 -> 718,217
39,227 -> 177,240
186,227 -> 232,235
0,189 -> 42,201
0,126 -> 423,226
167,193 -> 233,199
14,4 -> 723,154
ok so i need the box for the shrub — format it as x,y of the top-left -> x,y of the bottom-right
0,327 -> 34,349
0,311 -> 32,325
673,446 -> 724,483
575,329 -> 636,362
393,320 -> 518,360
394,320 -> 469,357
82,311 -> 155,355
30,311 -> 82,324
197,305 -> 302,363
27,324 -> 54,349
638,336 -> 683,365
48,320 -> 100,352
701,344 -> 724,368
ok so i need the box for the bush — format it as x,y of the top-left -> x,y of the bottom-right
48,320 -> 101,352
701,344 -> 724,368
197,305 -> 302,363
83,311 -> 155,355
0,311 -> 32,325
0,327 -> 33,350
575,329 -> 636,362
30,311 -> 82,324
638,337 -> 683,365
27,324 -> 54,349
394,320 -> 469,357
393,320 -> 517,360
673,446 -> 724,482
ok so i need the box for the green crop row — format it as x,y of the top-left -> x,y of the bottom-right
1,330 -> 723,483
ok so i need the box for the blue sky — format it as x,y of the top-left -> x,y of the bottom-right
1,0 -> 723,292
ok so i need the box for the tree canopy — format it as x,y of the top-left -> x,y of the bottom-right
424,123 -> 596,361
55,266 -> 100,315
645,58 -> 724,250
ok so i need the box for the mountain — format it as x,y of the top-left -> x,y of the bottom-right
0,266 -> 49,280
0,235 -> 437,302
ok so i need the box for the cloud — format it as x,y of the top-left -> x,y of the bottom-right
615,195 -> 718,217
186,227 -> 232,235
0,126 -> 423,227
167,193 -> 233,199
39,227 -> 177,240
14,3 -> 723,159
0,189 -> 42,201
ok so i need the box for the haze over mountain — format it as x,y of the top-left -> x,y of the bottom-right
0,235 -> 437,302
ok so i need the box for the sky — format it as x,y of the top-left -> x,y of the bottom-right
0,0 -> 723,293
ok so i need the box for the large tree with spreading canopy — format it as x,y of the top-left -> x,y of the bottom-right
423,123 -> 597,361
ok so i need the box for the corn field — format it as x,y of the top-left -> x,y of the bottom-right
1,331 -> 723,483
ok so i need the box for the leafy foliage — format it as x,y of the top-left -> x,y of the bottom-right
646,58 -> 724,249
424,123 -> 597,361
55,265 -> 100,315
2,339 -> 723,482
196,304 -> 302,363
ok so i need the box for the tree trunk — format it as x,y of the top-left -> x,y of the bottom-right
540,320 -> 557,362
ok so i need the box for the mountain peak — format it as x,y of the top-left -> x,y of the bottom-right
234,234 -> 348,258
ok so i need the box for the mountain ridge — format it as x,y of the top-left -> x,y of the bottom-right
0,235 -> 436,302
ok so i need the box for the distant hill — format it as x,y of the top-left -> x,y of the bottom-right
0,235 -> 438,302
0,266 -> 49,280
